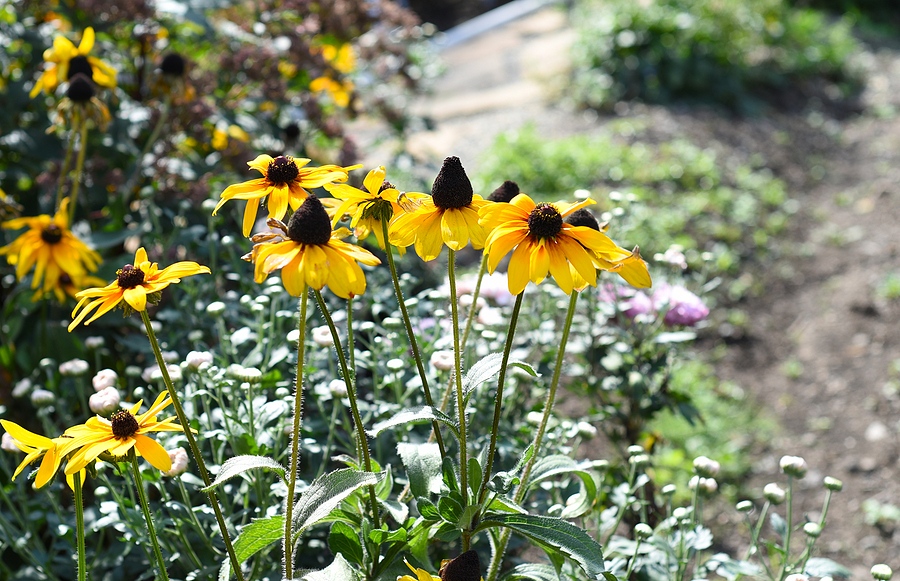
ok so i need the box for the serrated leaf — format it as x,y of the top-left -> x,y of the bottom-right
368,406 -> 459,438
202,455 -> 286,492
299,553 -> 361,581
218,516 -> 284,581
523,455 -> 598,518
463,353 -> 538,400
804,557 -> 852,578
292,468 -> 384,535
476,514 -> 607,580
398,442 -> 443,498
329,521 -> 363,566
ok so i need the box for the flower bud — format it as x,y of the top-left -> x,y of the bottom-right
12,378 -> 33,398
161,350 -> 180,363
236,367 -> 262,384
163,447 -> 189,477
186,351 -> 214,369
125,365 -> 142,378
85,336 -> 105,349
823,476 -> 843,491
629,454 -> 650,468
627,445 -> 645,457
576,421 -> 597,439
329,379 -> 348,397
689,476 -> 718,495
871,564 -> 893,581
1,432 -> 18,453
736,500 -> 753,512
634,523 -> 653,541
763,483 -> 786,505
672,507 -> 690,520
92,369 -> 118,392
89,387 -> 120,415
431,350 -> 455,371
802,522 -> 822,538
59,358 -> 90,377
386,358 -> 405,371
785,575 -> 810,581
31,388 -> 55,407
780,455 -> 808,478
312,326 -> 333,347
693,455 -> 720,478
287,329 -> 301,346
382,317 -> 402,329
661,484 -> 677,497
206,301 -> 226,315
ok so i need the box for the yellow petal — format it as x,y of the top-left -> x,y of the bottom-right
134,434 -> 172,472
123,286 -> 147,311
77,27 -> 95,54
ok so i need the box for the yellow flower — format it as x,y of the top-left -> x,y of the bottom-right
564,208 -> 651,291
398,552 -> 484,581
244,194 -> 380,298
33,271 -> 108,303
397,561 -> 439,581
478,193 -> 651,295
60,392 -> 186,475
0,198 -> 101,296
321,43 -> 356,74
324,166 -> 426,250
68,247 -> 210,331
0,420 -> 83,490
30,27 -> 117,98
215,154 -> 360,237
310,76 -> 353,108
389,156 -> 489,261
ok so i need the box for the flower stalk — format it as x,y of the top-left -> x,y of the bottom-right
74,472 -> 86,581
447,250 -> 469,515
55,111 -> 81,214
129,451 -> 169,581
283,292 -> 308,580
68,116 -> 90,224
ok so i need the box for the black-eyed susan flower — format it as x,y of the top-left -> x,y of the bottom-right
0,420 -> 83,489
49,73 -> 112,133
478,194 -> 651,295
68,247 -> 210,331
0,198 -> 101,297
389,156 -> 489,261
36,271 -> 107,303
30,27 -> 117,98
397,551 -> 483,581
215,154 -> 360,237
564,208 -> 652,290
60,392 -> 186,475
243,194 -> 380,298
398,561 -> 439,581
324,165 -> 426,249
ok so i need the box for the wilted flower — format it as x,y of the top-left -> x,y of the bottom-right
779,455 -> 808,478
163,447 -> 189,477
89,386 -> 120,415
91,369 -> 118,391
652,283 -> 709,327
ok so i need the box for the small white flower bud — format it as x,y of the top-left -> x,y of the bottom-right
186,351 -> 214,369
634,523 -> 653,541
92,369 -> 118,392
206,301 -> 226,315
629,454 -> 650,468
672,507 -> 690,520
59,359 -> 90,377
329,379 -> 348,397
85,336 -> 105,349
163,447 -> 189,477
576,421 -> 597,439
763,483 -> 786,505
125,365 -> 142,377
736,500 -> 753,512
12,378 -> 32,398
287,329 -> 301,346
802,522 -> 822,538
382,317 -> 402,329
386,358 -> 404,371
823,476 -> 843,491
693,456 -> 720,478
236,367 -> 262,384
31,388 -> 55,407
871,564 -> 893,581
430,350 -> 455,371
1,432 -> 19,453
661,484 -> 677,497
627,445 -> 645,457
780,455 -> 808,478
161,350 -> 180,363
89,387 -> 120,415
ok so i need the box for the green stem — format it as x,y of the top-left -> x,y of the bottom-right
477,292 -> 523,505
447,251 -> 469,511
381,220 -> 445,456
140,310 -> 244,581
129,453 -> 169,581
123,92 -> 172,205
313,290 -> 382,531
779,477 -> 794,581
347,296 -> 356,373
623,537 -> 643,581
460,254 -> 488,354
315,397 -> 341,480
55,111 -> 80,214
68,115 -> 90,224
74,472 -> 86,581
283,292 -> 308,580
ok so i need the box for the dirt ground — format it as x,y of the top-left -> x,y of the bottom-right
354,6 -> 900,577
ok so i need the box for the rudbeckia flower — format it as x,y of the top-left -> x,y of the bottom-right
68,247 -> 210,331
244,194 -> 380,298
324,165 -> 426,249
478,194 -> 651,295
0,420 -> 83,489
214,154 -> 361,237
35,271 -> 108,303
60,391 -> 187,475
30,27 -> 117,98
397,551 -> 484,581
0,198 -> 101,297
389,156 -> 489,261
564,208 -> 651,291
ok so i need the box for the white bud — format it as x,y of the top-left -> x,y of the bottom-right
313,326 -> 334,347
763,483 -> 786,505
31,388 -> 55,406
329,379 -> 348,397
386,358 -> 405,371
186,351 -> 214,369
163,447 -> 189,477
872,564 -> 893,581
89,387 -> 121,415
59,359 -> 90,377
125,365 -> 142,377
627,445 -> 645,457
693,455 -> 720,478
92,369 -> 118,392
634,523 -> 653,540
12,378 -> 33,398
629,454 -> 650,468
161,350 -> 180,363
1,432 -> 19,453
206,301 -> 226,315
785,575 -> 810,581
287,329 -> 301,346
236,367 -> 262,384
802,522 -> 822,538
576,421 -> 597,439
780,455 -> 808,478
84,336 -> 105,349
382,317 -> 402,329
430,350 -> 455,371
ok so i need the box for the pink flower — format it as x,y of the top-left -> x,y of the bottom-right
621,291 -> 653,319
652,283 -> 709,327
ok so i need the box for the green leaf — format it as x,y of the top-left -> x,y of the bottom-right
378,498 -> 409,523
368,406 -> 459,438
329,521 -> 364,566
368,527 -> 408,545
463,353 -> 538,400
434,521 -> 462,542
398,442 -> 443,498
202,455 -> 286,492
217,516 -> 284,581
293,468 -> 385,535
468,457 -> 483,496
769,512 -> 787,543
475,514 -> 607,580
498,563 -> 560,581
804,557 -> 852,578
438,496 -> 463,523
523,455 -> 598,518
417,497 -> 442,521
298,554 -> 361,581
442,456 -> 459,494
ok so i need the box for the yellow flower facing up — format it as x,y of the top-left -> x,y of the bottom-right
60,392 -> 187,476
215,154 -> 361,237
68,247 -> 210,331
324,165 -> 426,250
30,27 -> 117,98
0,198 -> 102,298
478,193 -> 651,296
244,194 -> 381,298
389,156 -> 489,261
0,420 -> 83,490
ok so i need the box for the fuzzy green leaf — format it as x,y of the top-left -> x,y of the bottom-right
329,521 -> 364,566
368,405 -> 460,438
202,455 -> 286,492
218,516 -> 284,581
398,442 -> 443,498
293,468 -> 385,534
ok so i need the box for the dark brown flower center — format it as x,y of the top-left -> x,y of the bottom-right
117,265 -> 145,289
439,550 -> 482,581
527,203 -> 563,239
287,194 -> 332,245
431,156 -> 473,210
110,410 -> 140,439
67,55 -> 93,81
66,73 -> 95,103
564,208 -> 600,231
160,53 -> 186,76
378,180 -> 396,194
267,156 -> 300,186
488,180 -> 520,203
60,273 -> 73,286
41,224 -> 63,244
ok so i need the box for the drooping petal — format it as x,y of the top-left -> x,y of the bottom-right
134,434 -> 172,472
